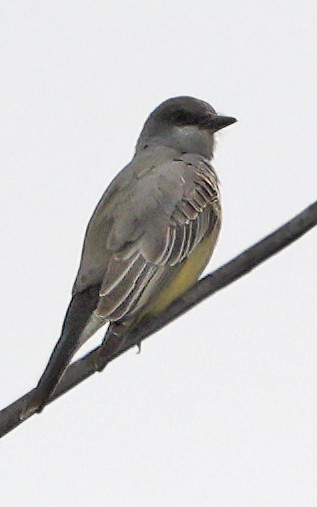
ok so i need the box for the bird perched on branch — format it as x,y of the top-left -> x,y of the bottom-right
23,96 -> 236,417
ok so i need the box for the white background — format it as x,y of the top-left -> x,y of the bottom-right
1,1 -> 317,505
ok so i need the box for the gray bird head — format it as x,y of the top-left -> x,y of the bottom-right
135,96 -> 237,159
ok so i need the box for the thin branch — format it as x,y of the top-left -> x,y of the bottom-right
1,200 -> 316,438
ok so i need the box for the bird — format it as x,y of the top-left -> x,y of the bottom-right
23,96 -> 236,417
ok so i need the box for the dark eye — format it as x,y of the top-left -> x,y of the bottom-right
171,109 -> 189,123
170,109 -> 197,125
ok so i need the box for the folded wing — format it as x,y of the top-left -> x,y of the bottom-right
78,155 -> 221,321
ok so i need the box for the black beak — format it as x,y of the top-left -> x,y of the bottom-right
206,114 -> 237,131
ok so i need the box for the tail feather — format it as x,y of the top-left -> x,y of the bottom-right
30,285 -> 101,412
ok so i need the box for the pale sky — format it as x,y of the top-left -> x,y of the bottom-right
1,1 -> 317,506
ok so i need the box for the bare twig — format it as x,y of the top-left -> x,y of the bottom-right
1,200 -> 316,439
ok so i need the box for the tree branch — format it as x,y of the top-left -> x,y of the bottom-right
1,200 -> 316,438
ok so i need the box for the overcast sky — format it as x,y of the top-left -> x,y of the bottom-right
1,1 -> 317,506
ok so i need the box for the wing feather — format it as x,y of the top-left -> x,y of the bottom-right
99,251 -> 139,295
160,225 -> 177,264
92,156 -> 220,321
102,264 -> 156,320
98,253 -> 157,319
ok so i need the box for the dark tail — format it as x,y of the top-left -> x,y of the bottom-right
30,285 -> 100,412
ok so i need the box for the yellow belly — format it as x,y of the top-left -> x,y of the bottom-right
147,228 -> 219,316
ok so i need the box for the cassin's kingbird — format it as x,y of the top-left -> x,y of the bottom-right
25,96 -> 236,415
